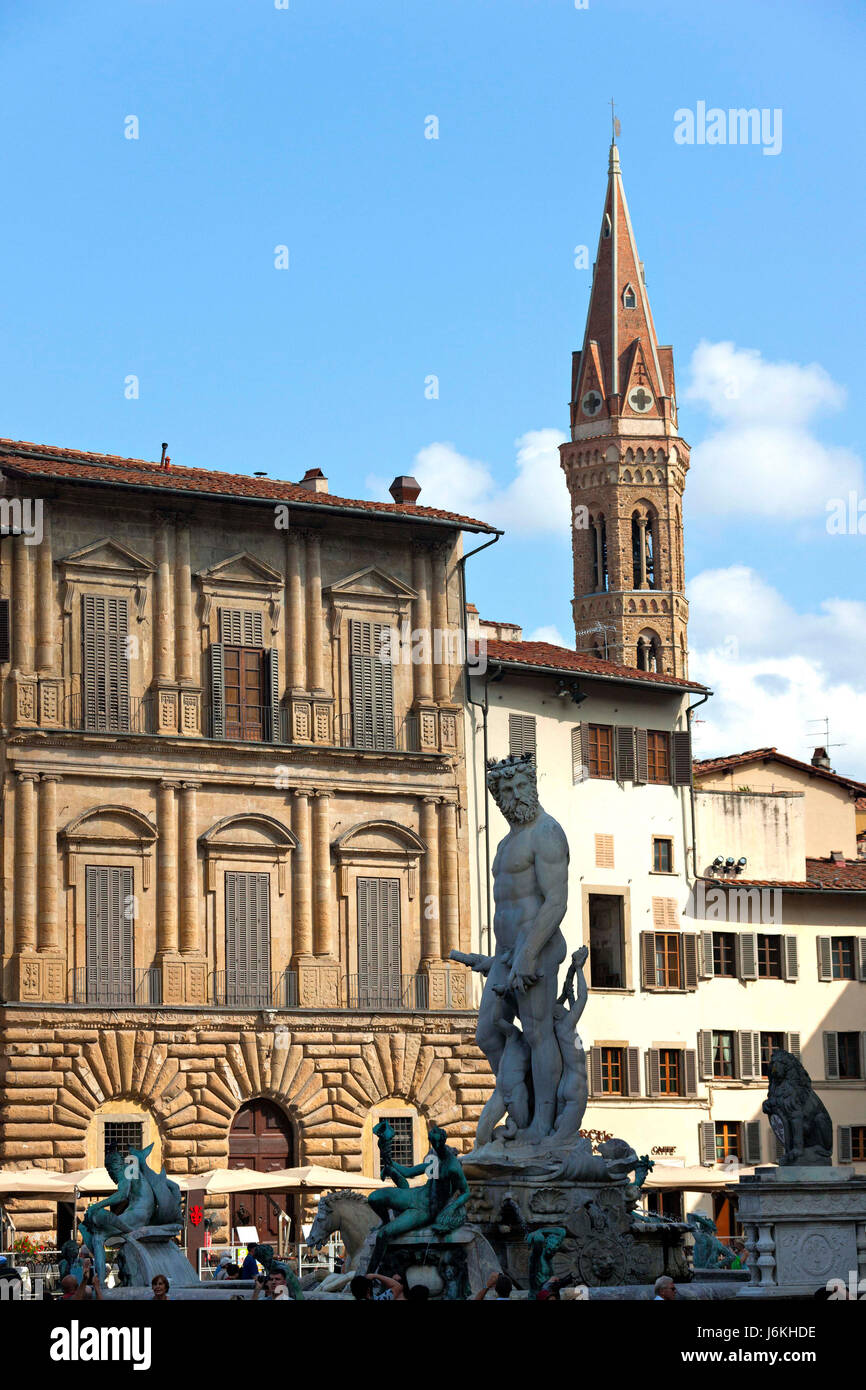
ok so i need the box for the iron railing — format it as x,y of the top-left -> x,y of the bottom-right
202,702 -> 283,743
336,712 -> 420,752
69,967 -> 162,1006
210,970 -> 298,1008
344,973 -> 430,1011
60,692 -> 155,735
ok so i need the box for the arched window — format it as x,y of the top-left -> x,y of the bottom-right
590,514 -> 608,592
631,504 -> 658,590
622,283 -> 637,309
602,213 -> 611,239
636,629 -> 662,673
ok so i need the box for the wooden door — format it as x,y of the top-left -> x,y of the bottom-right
224,646 -> 264,741
228,1099 -> 295,1243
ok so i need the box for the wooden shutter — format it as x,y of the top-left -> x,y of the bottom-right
816,936 -> 833,981
736,1030 -> 761,1081
837,1126 -> 853,1163
374,626 -> 395,751
266,648 -> 281,742
508,714 -> 536,757
646,1048 -> 661,1098
0,598 -> 9,663
571,726 -> 587,784
785,1031 -> 801,1059
226,871 -> 271,1003
858,938 -> 866,982
588,1047 -> 603,1097
626,1046 -> 641,1097
743,1121 -> 762,1165
640,932 -> 656,989
652,897 -> 678,927
682,934 -> 699,990
579,723 -> 590,779
350,620 -> 394,751
357,877 -> 401,1003
210,642 -> 225,738
615,726 -> 635,782
823,1031 -> 839,1080
86,864 -> 134,999
683,1049 -> 698,1097
697,1030 -> 714,1079
82,594 -> 130,732
594,834 -> 614,869
698,1121 -> 716,1166
671,729 -> 692,785
699,930 -> 715,978
219,608 -> 263,647
633,728 -> 648,784
783,935 -> 798,981
736,931 -> 758,981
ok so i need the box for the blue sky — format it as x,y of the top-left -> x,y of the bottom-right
2,1 -> 865,771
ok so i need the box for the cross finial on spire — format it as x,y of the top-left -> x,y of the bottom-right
610,98 -> 621,144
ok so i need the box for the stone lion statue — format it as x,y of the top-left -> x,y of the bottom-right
763,1048 -> 832,1166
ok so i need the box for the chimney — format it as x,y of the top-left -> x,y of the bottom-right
830,850 -> 846,864
389,475 -> 421,505
811,746 -> 833,772
299,468 -> 328,494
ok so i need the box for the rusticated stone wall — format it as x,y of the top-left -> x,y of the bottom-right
0,1006 -> 494,1239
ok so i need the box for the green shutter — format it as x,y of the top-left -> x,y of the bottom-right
210,643 -> 225,738
219,608 -> 264,647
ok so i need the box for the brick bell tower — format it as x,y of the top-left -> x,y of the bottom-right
560,139 -> 690,677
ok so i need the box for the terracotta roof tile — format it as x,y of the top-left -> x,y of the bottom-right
480,637 -> 708,692
701,857 -> 866,892
0,438 -> 495,532
693,747 -> 866,796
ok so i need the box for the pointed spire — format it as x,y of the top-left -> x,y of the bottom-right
571,140 -> 676,439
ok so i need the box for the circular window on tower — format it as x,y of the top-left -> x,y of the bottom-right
581,389 -> 603,418
628,385 -> 654,413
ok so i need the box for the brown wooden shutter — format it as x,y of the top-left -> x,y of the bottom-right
626,1046 -> 641,1097
823,1032 -> 839,1080
743,1121 -> 762,1165
646,1047 -> 661,1098
589,1047 -> 603,1096
633,728 -> 648,784
640,932 -> 656,989
594,834 -> 614,869
671,729 -> 692,785
698,1121 -> 716,1166
837,1126 -> 853,1163
683,1049 -> 698,1097
615,726 -> 635,782
0,598 -> 10,663
816,936 -> 833,981
682,933 -> 699,990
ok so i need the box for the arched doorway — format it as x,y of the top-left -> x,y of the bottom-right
228,1098 -> 296,1243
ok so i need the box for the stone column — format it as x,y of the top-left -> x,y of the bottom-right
419,797 -> 440,962
37,775 -> 60,951
35,510 -> 55,674
312,791 -> 333,957
286,531 -> 306,692
13,535 -> 34,671
637,516 -> 648,589
438,799 -> 459,958
179,783 -> 199,954
15,773 -> 38,951
412,545 -> 434,704
305,533 -> 324,693
154,517 -> 174,682
174,521 -> 194,684
291,790 -> 313,958
431,545 -> 450,703
157,781 -> 179,955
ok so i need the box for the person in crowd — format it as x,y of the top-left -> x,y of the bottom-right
472,1272 -> 513,1300
62,1269 -> 104,1301
151,1274 -> 170,1301
349,1272 -> 406,1301
654,1275 -> 677,1301
223,1262 -> 242,1280
213,1253 -> 233,1280
240,1243 -> 260,1279
405,1284 -> 430,1301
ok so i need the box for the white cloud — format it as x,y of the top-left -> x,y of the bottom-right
688,565 -> 866,777
684,341 -> 862,521
527,624 -> 568,648
367,428 -> 569,535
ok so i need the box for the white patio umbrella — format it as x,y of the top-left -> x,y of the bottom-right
177,1164 -> 387,1194
643,1163 -> 772,1192
0,1168 -> 76,1199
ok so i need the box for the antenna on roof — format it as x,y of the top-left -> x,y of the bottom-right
160,443 -> 170,471
805,717 -> 844,750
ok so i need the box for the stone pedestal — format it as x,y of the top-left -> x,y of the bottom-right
295,958 -> 341,1009
465,1169 -> 690,1288
356,1223 -> 500,1299
10,952 -> 66,1002
736,1166 -> 866,1299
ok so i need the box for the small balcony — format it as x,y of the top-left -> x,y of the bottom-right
202,703 -> 284,744
343,973 -> 430,1011
336,712 -> 421,753
69,967 -> 162,1006
210,970 -> 299,1008
61,692 -> 156,735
